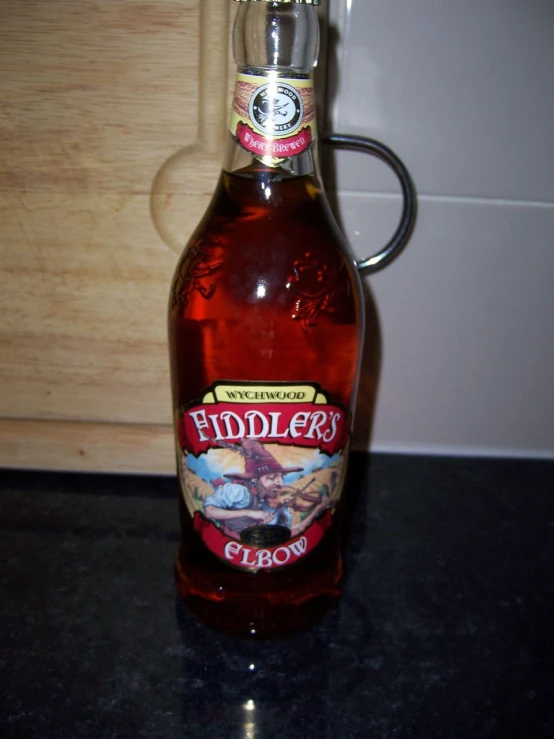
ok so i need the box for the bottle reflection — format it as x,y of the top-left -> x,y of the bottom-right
242,699 -> 256,739
176,598 -> 335,737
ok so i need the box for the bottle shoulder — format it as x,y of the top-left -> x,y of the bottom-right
177,170 -> 357,269
169,170 -> 364,327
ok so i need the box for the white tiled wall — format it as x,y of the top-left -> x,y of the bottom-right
328,0 -> 554,458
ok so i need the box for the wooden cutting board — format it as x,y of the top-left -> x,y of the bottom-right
0,0 -> 328,474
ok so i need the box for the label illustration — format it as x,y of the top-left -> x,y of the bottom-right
177,382 -> 348,571
230,73 -> 316,166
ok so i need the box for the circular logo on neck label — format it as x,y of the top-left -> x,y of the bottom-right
249,82 -> 304,136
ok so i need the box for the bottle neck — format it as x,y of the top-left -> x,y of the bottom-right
224,2 -> 321,179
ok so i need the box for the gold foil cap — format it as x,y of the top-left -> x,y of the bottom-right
235,1 -> 320,5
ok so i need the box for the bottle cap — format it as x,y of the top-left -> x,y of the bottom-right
235,1 -> 320,5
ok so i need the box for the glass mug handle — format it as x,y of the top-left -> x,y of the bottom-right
322,134 -> 418,276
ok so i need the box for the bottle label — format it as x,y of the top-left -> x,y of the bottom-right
229,73 -> 316,166
176,382 -> 348,571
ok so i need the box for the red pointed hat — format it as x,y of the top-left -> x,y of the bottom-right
225,440 -> 303,483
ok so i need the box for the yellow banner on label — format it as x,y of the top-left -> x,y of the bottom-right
208,384 -> 320,404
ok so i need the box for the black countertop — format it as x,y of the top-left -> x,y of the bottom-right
1,454 -> 553,738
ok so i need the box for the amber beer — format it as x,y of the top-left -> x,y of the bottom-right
168,0 -> 364,637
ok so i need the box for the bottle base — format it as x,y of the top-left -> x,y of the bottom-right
175,555 -> 342,639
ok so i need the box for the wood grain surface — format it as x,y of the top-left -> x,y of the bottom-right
0,0 -> 328,474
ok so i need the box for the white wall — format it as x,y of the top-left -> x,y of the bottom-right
329,0 -> 554,458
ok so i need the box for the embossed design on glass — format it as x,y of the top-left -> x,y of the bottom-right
288,251 -> 350,329
171,241 -> 223,312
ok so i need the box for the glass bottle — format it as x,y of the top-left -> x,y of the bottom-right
168,0 -> 364,638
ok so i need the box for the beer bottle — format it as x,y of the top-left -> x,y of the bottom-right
168,0 -> 415,638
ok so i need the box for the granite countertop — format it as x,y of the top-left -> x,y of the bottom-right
1,453 -> 553,738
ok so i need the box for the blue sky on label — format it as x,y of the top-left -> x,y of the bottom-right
187,448 -> 341,486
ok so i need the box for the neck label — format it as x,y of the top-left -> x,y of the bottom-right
230,72 -> 316,167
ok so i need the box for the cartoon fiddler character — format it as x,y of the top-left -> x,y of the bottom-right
203,440 -> 330,541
